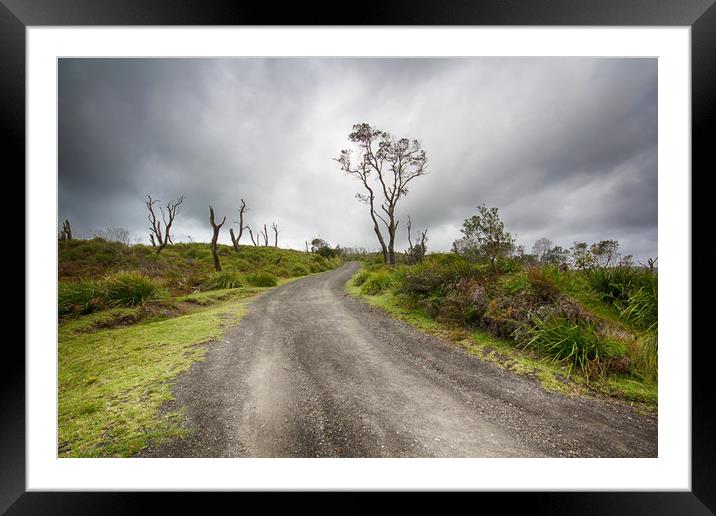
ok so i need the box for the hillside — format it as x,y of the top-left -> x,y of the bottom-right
57,238 -> 341,457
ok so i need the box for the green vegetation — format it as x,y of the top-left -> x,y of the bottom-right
58,238 -> 340,457
58,290 -> 261,457
347,252 -> 657,410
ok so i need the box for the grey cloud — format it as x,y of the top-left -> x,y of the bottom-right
59,57 -> 657,261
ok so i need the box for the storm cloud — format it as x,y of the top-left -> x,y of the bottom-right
59,57 -> 657,260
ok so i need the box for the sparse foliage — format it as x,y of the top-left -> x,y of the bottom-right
95,227 -> 131,246
405,216 -> 428,264
532,237 -> 553,263
336,122 -> 428,266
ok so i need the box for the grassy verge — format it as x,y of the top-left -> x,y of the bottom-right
346,271 -> 657,411
58,282 -> 289,457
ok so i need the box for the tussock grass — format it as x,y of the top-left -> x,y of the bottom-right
102,271 -> 163,307
360,270 -> 396,295
520,316 -> 627,377
203,271 -> 245,290
246,272 -> 278,287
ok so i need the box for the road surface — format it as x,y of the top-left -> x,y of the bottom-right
141,262 -> 657,457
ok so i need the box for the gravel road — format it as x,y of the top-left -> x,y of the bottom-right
140,262 -> 657,458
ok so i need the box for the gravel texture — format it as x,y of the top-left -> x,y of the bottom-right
139,262 -> 657,458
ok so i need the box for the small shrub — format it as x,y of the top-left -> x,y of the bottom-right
360,271 -> 395,295
630,331 -> 658,382
291,264 -> 310,277
526,266 -> 562,302
203,271 -> 245,290
618,284 -> 658,331
520,315 -> 627,376
102,272 -> 161,307
353,270 -> 371,287
58,280 -> 102,316
246,272 -> 278,287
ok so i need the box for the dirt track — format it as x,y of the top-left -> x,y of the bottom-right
140,262 -> 657,458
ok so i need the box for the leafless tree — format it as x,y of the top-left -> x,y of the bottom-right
246,226 -> 259,246
271,222 -> 279,247
209,206 -> 226,272
59,218 -> 73,240
336,123 -> 427,266
262,224 -> 269,247
95,227 -> 131,246
305,240 -> 310,253
146,194 -> 183,253
640,256 -> 658,273
229,199 -> 248,252
405,216 -> 428,264
531,237 -> 553,263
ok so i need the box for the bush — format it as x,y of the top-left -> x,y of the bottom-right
588,267 -> 655,303
618,284 -> 658,331
520,315 -> 627,376
526,266 -> 564,302
58,280 -> 102,316
353,270 -> 371,287
291,265 -> 310,277
397,255 -> 483,299
246,272 -> 278,287
102,272 -> 162,307
360,271 -> 395,295
203,271 -> 245,290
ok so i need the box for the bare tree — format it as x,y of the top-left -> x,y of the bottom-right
305,240 -> 310,253
246,226 -> 259,246
146,195 -> 183,253
229,199 -> 248,252
640,256 -> 658,273
59,219 -> 73,240
209,206 -> 226,272
95,227 -> 131,246
336,123 -> 428,266
262,224 -> 269,247
405,216 -> 428,264
271,222 -> 279,247
531,237 -> 553,263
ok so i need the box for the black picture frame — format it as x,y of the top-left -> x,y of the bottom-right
6,0 -> 714,512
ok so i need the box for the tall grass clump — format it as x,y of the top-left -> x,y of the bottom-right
203,271 -> 245,290
352,270 -> 372,287
360,270 -> 396,295
102,272 -> 162,307
630,331 -> 658,382
618,283 -> 658,331
520,315 -> 627,376
58,281 -> 102,316
246,272 -> 278,287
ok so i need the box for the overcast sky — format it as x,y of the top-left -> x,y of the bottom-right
58,57 -> 657,260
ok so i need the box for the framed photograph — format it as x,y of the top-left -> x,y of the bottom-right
8,0 -> 713,511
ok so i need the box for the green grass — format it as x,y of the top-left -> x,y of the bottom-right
58,285 -> 275,457
347,268 -> 657,410
203,271 -> 245,290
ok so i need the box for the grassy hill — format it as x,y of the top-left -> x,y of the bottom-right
58,238 -> 340,457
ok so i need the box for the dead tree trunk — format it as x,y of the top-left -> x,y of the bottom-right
305,241 -> 309,253
271,222 -> 279,247
262,224 -> 269,247
209,206 -> 226,272
246,226 -> 259,246
229,199 -> 248,252
59,219 -> 72,240
146,195 -> 183,253
405,216 -> 428,264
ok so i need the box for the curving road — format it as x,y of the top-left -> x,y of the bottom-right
141,262 -> 657,458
